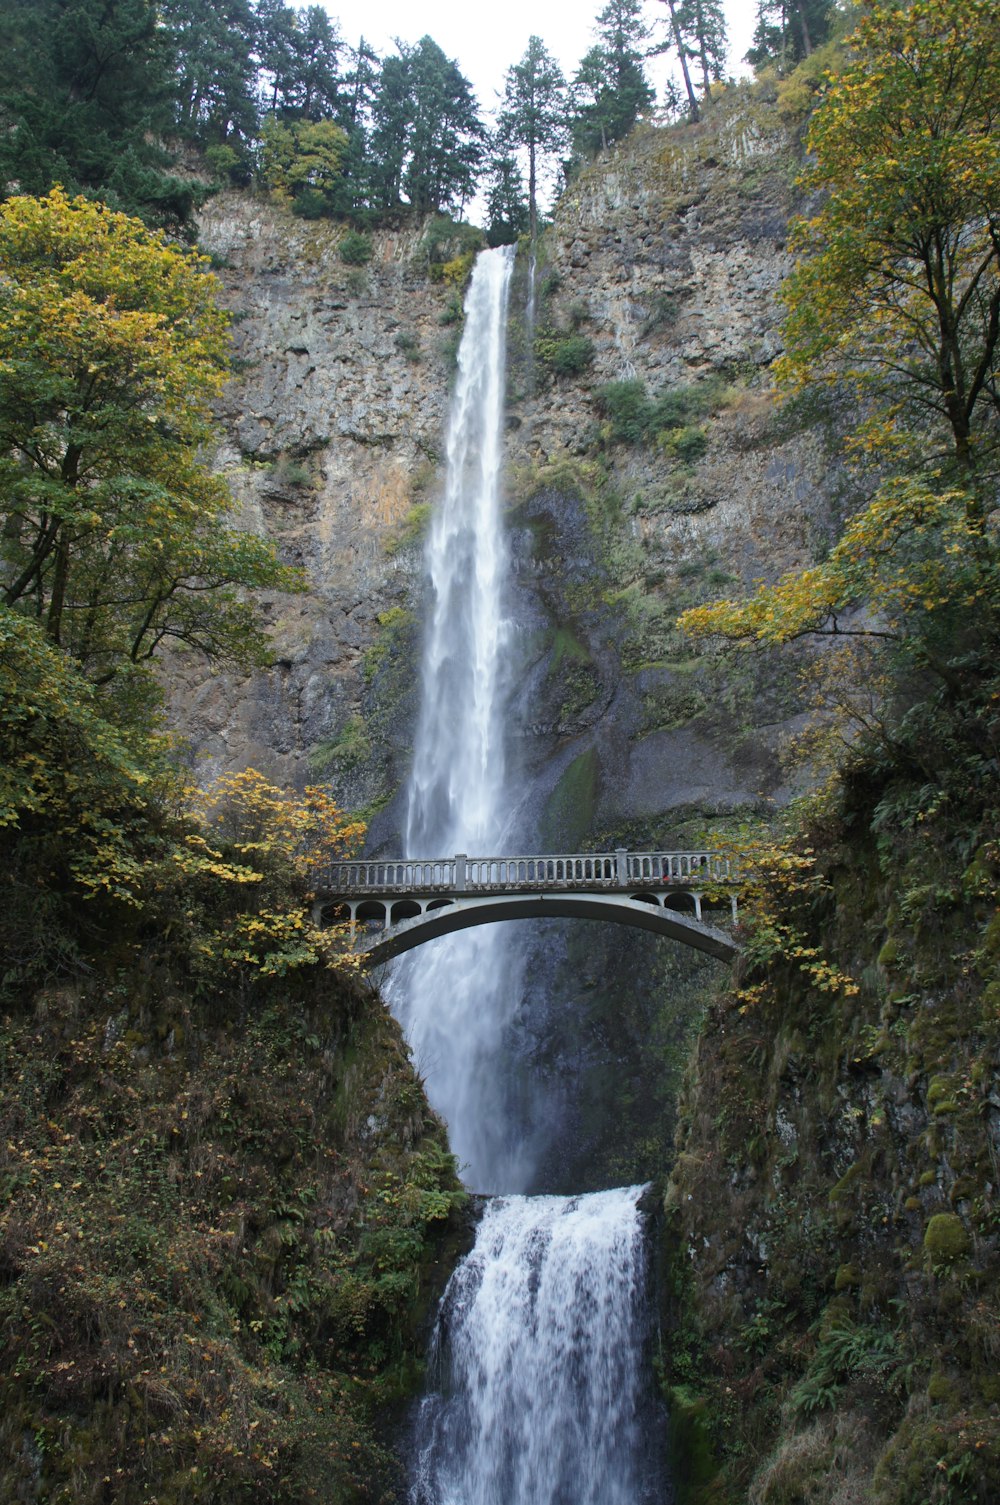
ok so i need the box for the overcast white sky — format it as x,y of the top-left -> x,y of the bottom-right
323,0 -> 759,121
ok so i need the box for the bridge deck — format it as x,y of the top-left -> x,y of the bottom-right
316,849 -> 736,897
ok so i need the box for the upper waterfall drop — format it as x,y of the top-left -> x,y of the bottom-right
388,245 -> 533,1194
405,245 -> 515,860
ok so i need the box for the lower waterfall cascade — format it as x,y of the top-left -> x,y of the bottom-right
389,245 -> 669,1502
409,1188 -> 664,1505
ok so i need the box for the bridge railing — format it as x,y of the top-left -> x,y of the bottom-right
315,849 -> 736,894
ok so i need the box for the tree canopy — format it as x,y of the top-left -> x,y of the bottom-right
0,189 -> 296,703
572,0 -> 654,156
777,0 -> 1000,481
498,37 -> 568,242
681,0 -> 1000,775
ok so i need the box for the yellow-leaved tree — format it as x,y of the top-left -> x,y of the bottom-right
0,188 -> 299,703
681,0 -> 1000,755
0,191 -> 367,997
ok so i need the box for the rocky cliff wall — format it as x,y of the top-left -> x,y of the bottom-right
162,86 -> 860,1193
173,85 -> 848,845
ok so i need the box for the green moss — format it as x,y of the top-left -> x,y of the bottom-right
923,1212 -> 970,1265
878,936 -> 901,968
540,748 -> 598,850
667,1385 -> 728,1505
385,500 -> 434,556
927,1370 -> 959,1405
833,1262 -> 860,1291
308,714 -> 372,775
828,1160 -> 865,1203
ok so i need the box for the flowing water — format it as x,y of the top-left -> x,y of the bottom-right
389,246 -> 666,1502
410,1187 -> 661,1505
387,245 -> 532,1195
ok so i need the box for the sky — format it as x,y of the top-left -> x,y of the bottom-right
322,0 -> 759,122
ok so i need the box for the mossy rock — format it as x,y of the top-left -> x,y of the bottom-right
927,1370 -> 959,1405
833,1262 -> 860,1291
923,1212 -> 970,1266
877,936 -> 901,968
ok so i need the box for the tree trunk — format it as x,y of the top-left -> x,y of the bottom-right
663,0 -> 700,123
796,1 -> 813,57
528,138 -> 537,245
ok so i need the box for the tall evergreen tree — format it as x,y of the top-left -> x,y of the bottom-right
257,2 -> 342,120
656,0 -> 701,121
498,37 -> 568,242
677,0 -> 728,96
746,0 -> 833,72
162,0 -> 259,153
403,38 -> 483,216
0,0 -> 194,230
483,148 -> 530,247
367,40 -> 483,218
572,0 -> 654,155
367,52 -> 414,211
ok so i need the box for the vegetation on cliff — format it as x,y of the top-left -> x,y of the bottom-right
664,3 -> 1000,1498
0,186 -> 466,1501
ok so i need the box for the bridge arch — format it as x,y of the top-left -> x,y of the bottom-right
348,891 -> 738,969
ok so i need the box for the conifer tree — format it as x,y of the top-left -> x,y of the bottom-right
0,0 -> 194,231
498,38 -> 568,242
677,0 -> 728,97
483,149 -> 530,246
572,0 -> 654,156
367,40 -> 483,217
746,0 -> 833,72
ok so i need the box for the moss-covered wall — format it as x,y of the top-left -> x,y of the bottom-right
659,768 -> 1000,1504
0,963 -> 467,1503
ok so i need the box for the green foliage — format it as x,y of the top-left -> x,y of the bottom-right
571,0 -> 654,156
746,0 -> 835,74
595,376 -> 725,446
0,973 -> 466,1502
0,0 -> 199,233
261,116 -> 348,218
309,715 -> 373,776
339,229 -> 374,265
419,215 -> 484,276
534,333 -> 595,376
367,37 -> 485,217
778,0 -> 1000,479
497,36 -> 568,238
790,1318 -> 902,1416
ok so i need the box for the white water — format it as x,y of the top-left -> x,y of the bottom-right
388,245 -> 533,1195
410,1187 -> 660,1505
390,248 -> 666,1503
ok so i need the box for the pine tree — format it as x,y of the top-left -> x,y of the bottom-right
403,38 -> 484,217
746,0 -> 833,73
162,0 -> 259,155
0,0 -> 194,231
483,149 -> 530,247
677,0 -> 728,96
367,40 -> 483,218
498,38 -> 568,242
656,0 -> 701,121
572,0 -> 654,156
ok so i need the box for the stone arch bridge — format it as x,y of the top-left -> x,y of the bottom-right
314,850 -> 741,968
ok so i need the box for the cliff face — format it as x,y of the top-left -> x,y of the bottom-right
166,87 -> 856,1195
175,89 -> 845,843
168,199 -> 453,798
661,772 -> 1000,1505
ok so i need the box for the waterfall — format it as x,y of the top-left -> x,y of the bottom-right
410,1187 -> 663,1505
387,245 -> 533,1195
389,247 -> 667,1503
